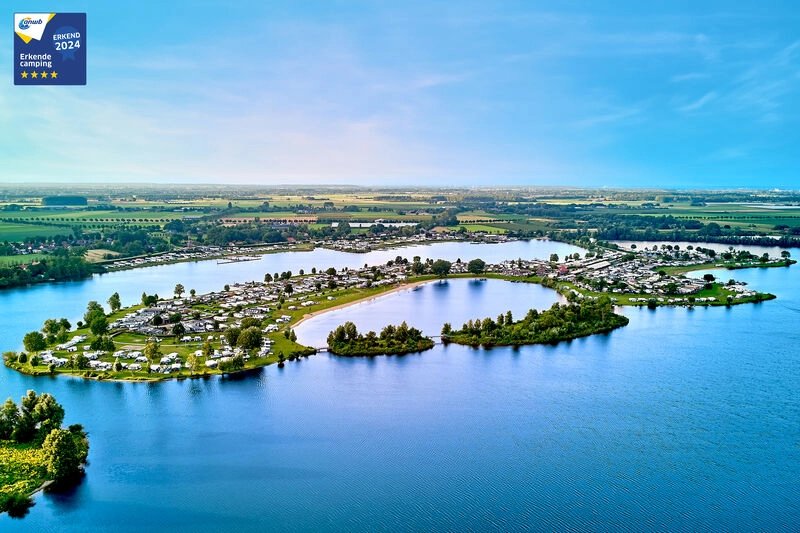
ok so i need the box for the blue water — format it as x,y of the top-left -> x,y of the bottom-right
295,278 -> 562,347
1,244 -> 798,531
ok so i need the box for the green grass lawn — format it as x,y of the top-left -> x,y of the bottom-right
0,253 -> 48,266
0,223 -> 71,242
459,224 -> 508,234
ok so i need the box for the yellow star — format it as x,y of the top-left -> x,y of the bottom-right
31,71 -> 38,78
50,71 -> 58,79
21,71 -> 28,78
40,71 -> 48,79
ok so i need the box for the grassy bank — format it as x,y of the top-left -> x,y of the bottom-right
0,442 -> 46,513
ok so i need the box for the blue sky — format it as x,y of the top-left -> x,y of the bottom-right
2,1 -> 799,188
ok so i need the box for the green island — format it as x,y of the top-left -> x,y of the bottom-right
442,296 -> 629,347
3,242 -> 783,381
0,391 -> 89,517
327,321 -> 434,356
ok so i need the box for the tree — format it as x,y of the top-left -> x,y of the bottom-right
23,331 -> 46,353
241,317 -> 261,329
71,353 -> 90,370
12,391 -> 40,443
42,318 -> 62,336
703,273 -> 716,282
550,253 -> 559,262
0,398 -> 20,439
89,316 -> 109,337
174,283 -> 185,298
431,259 -> 452,278
336,221 -> 351,236
144,341 -> 161,371
202,339 -> 213,358
224,327 -> 242,347
32,393 -> 65,442
84,301 -> 105,325
344,321 -> 358,341
189,289 -> 196,298
264,273 -> 273,282
665,282 -> 678,295
42,428 -> 81,484
186,351 -> 198,375
107,292 -> 122,313
238,326 -> 263,350
467,258 -> 486,275
289,330 -> 297,342
172,322 -> 186,337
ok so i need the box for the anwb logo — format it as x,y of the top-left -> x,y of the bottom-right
18,17 -> 43,30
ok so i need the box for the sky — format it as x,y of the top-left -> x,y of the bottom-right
2,1 -> 799,188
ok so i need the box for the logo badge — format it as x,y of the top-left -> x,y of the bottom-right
14,13 -> 86,85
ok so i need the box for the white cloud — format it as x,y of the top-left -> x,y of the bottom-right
678,91 -> 718,112
572,106 -> 642,129
671,72 -> 709,83
707,146 -> 750,161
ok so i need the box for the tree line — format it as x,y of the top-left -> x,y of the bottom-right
0,254 -> 97,289
327,321 -> 434,356
442,296 -> 629,347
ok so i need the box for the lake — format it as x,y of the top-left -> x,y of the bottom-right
1,241 -> 798,531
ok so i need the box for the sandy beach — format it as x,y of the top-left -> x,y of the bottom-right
293,279 -> 437,329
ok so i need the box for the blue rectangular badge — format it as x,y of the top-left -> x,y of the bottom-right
14,12 -> 86,85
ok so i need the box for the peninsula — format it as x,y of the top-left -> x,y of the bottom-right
3,242 -> 783,381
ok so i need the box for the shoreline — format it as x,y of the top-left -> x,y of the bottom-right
293,279 -> 438,330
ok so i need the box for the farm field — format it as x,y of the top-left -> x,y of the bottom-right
0,223 -> 71,242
